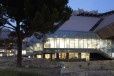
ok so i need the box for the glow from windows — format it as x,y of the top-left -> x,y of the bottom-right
45,54 -> 50,59
28,37 -> 112,57
22,50 -> 26,55
69,53 -> 78,59
27,43 -> 42,51
44,38 -> 111,50
36,55 -> 42,58
0,54 -> 3,57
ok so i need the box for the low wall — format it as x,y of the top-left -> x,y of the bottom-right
60,60 -> 114,76
61,71 -> 114,76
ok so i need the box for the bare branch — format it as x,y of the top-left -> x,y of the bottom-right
6,21 -> 16,29
3,25 -> 15,30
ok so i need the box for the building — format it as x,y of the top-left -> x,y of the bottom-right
25,10 -> 114,61
0,29 -> 26,57
0,29 -> 15,57
0,10 -> 114,61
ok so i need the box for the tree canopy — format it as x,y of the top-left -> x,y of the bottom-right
0,0 -> 72,67
1,0 -> 72,35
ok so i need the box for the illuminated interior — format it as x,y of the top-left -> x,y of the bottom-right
45,54 -> 50,59
26,31 -> 112,60
44,38 -> 111,49
35,52 -> 90,61
0,30 -> 112,60
36,55 -> 42,58
69,53 -> 78,59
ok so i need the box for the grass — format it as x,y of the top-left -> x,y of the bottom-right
0,69 -> 44,76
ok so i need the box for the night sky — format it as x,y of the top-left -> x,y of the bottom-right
68,0 -> 114,13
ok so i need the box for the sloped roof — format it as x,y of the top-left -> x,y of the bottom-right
93,13 -> 114,38
94,14 -> 114,32
49,30 -> 99,39
58,15 -> 100,31
96,22 -> 114,39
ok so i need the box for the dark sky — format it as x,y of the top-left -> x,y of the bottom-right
68,0 -> 114,13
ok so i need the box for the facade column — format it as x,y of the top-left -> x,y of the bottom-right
66,52 -> 69,59
50,53 -> 53,60
42,53 -> 45,59
56,53 -> 59,60
34,54 -> 37,58
78,53 -> 81,60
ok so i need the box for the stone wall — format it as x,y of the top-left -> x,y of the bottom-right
61,71 -> 114,76
60,60 -> 114,76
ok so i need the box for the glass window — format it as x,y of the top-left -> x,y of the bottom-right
44,39 -> 50,48
91,39 -> 97,48
54,38 -> 57,48
81,53 -> 90,61
83,39 -> 88,48
60,38 -> 65,48
52,54 -> 56,59
87,39 -> 92,48
107,40 -> 111,48
64,38 -> 70,48
22,50 -> 26,55
75,39 -> 78,48
59,53 -> 66,59
70,38 -> 75,48
78,39 -> 83,48
86,53 -> 90,61
50,38 -> 55,48
81,53 -> 86,59
96,39 -> 100,49
112,53 -> 114,57
33,43 -> 42,51
37,55 -> 42,58
0,53 -> 3,57
45,54 -> 50,59
69,53 -> 78,59
56,38 -> 60,48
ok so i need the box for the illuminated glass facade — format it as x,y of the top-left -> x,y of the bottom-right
44,38 -> 110,49
26,30 -> 113,60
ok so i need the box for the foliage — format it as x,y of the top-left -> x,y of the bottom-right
1,0 -> 72,35
0,0 -> 72,67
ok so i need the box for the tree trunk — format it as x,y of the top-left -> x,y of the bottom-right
42,34 -> 46,58
16,30 -> 22,67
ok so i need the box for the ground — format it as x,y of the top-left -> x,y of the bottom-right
0,57 -> 114,76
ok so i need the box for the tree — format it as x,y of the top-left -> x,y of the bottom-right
0,0 -> 72,67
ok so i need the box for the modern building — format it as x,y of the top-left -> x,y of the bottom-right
25,10 -> 114,61
0,10 -> 114,61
